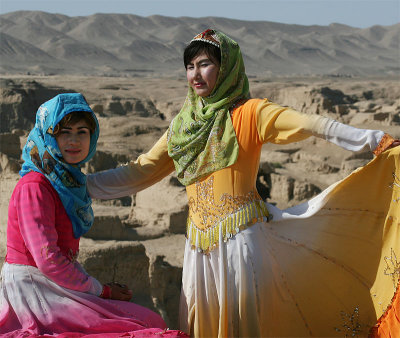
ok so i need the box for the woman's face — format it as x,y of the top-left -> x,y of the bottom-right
186,51 -> 220,97
56,118 -> 91,164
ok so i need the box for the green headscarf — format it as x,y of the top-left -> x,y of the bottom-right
167,29 -> 249,186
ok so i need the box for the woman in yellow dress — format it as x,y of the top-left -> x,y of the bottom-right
88,29 -> 399,337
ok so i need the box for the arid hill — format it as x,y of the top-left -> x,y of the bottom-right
0,11 -> 399,77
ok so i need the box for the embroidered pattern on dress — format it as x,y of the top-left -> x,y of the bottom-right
334,307 -> 363,337
189,176 -> 264,228
384,248 -> 400,290
389,172 -> 400,203
373,134 -> 395,156
187,176 -> 271,253
370,278 -> 400,334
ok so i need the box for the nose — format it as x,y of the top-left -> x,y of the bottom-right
193,66 -> 201,79
67,133 -> 80,145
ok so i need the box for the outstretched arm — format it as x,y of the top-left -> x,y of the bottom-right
87,131 -> 175,199
256,99 -> 396,155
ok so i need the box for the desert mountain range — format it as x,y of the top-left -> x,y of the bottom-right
1,10 -> 399,76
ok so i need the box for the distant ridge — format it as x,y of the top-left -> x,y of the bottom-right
1,11 -> 399,77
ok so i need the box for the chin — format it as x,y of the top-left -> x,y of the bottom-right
65,157 -> 82,165
197,91 -> 211,97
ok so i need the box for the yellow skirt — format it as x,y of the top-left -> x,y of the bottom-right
179,147 -> 400,337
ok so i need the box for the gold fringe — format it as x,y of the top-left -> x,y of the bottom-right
187,200 -> 271,254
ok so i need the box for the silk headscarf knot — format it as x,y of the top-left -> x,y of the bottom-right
20,93 -> 99,238
167,29 -> 249,186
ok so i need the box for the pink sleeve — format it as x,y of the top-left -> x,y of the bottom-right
15,181 -> 102,295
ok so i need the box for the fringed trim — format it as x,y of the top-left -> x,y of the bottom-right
187,199 -> 271,254
369,276 -> 400,337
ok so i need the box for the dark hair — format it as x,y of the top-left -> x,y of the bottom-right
183,41 -> 221,68
54,111 -> 96,135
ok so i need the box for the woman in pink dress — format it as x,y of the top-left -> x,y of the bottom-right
0,93 -> 187,338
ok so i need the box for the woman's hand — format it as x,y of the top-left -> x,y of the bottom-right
389,140 -> 400,148
107,282 -> 133,301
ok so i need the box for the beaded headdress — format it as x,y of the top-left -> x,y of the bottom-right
191,29 -> 220,47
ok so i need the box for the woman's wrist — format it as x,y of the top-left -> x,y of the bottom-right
100,284 -> 112,299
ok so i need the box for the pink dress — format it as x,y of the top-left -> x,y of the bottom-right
0,172 -> 187,338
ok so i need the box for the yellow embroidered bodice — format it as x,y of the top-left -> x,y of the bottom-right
185,99 -> 318,252
188,176 -> 262,229
186,175 -> 270,253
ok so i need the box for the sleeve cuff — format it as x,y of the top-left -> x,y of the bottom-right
373,134 -> 396,156
87,276 -> 103,296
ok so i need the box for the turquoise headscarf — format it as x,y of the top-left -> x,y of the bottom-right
20,93 -> 99,238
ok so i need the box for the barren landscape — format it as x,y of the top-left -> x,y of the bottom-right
0,11 -> 399,328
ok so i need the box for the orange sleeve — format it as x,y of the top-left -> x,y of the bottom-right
255,99 -> 328,144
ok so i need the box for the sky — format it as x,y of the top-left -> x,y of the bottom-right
0,0 -> 399,28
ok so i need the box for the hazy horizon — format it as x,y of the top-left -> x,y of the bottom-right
1,0 -> 399,28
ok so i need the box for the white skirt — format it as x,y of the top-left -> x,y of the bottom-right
179,148 -> 400,337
